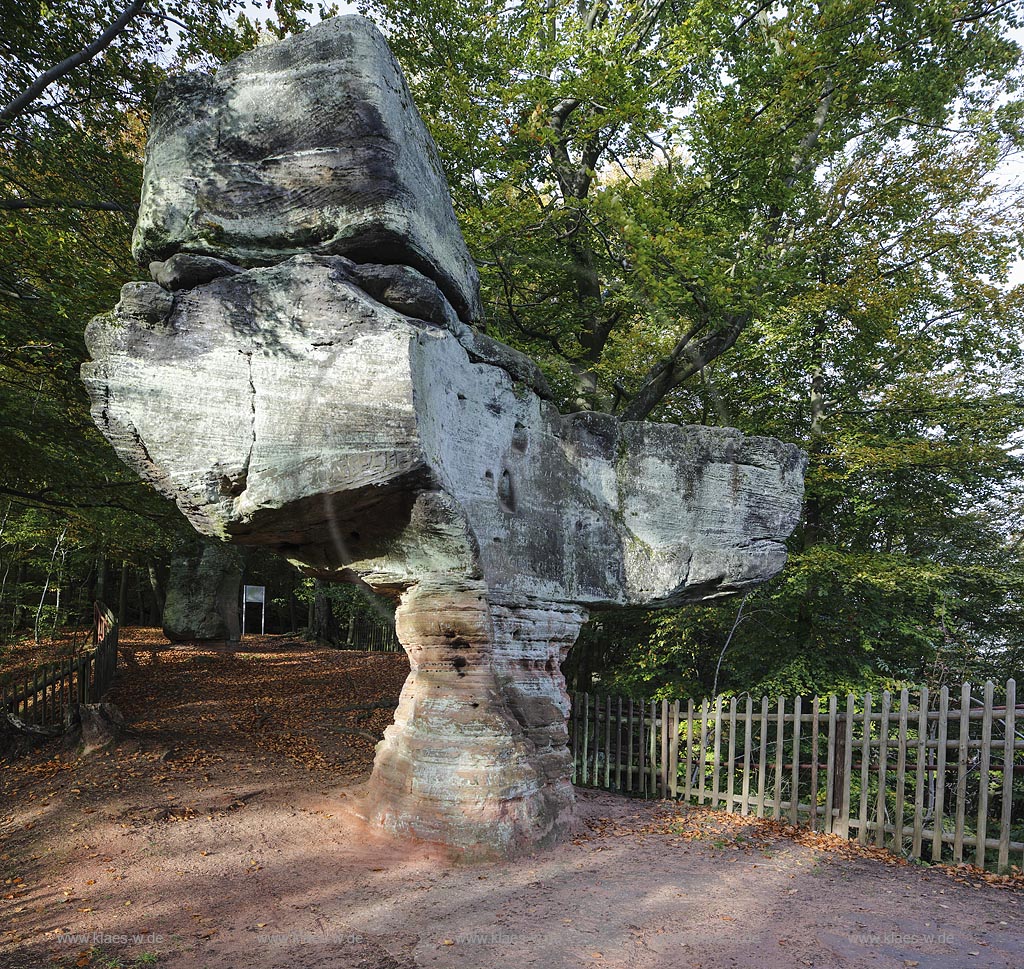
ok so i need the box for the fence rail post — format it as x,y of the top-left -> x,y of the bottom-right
975,680 -> 994,868
953,682 -> 972,864
563,680 -> 1022,874
858,692 -> 873,844
790,695 -> 802,825
893,688 -> 909,854
875,690 -> 891,847
997,678 -> 1015,873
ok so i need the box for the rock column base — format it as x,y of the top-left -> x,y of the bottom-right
359,578 -> 587,858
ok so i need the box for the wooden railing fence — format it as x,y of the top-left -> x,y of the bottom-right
1,602 -> 119,729
343,615 -> 401,653
569,680 -> 1023,873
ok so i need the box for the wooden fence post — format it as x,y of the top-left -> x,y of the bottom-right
858,692 -> 873,844
649,699 -> 657,797
911,685 -> 929,859
615,696 -> 623,791
997,678 -> 1015,873
875,690 -> 891,847
727,696 -> 737,813
741,696 -> 753,817
711,696 -> 723,809
660,699 -> 669,798
684,699 -> 694,804
953,682 -> 972,864
975,680 -> 994,868
626,699 -> 634,794
670,700 -> 680,799
809,696 -> 820,831
756,696 -> 768,818
773,696 -> 785,820
698,699 -> 709,806
602,696 -> 610,794
893,689 -> 909,854
790,695 -> 802,825
824,695 -> 838,834
931,685 -> 950,862
581,692 -> 590,786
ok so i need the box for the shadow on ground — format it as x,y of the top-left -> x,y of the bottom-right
1,631 -> 1021,969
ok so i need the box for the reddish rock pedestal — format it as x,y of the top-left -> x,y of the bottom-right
360,577 -> 587,857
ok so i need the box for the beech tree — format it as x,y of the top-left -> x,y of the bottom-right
360,0 -> 1023,414
354,0 -> 1024,691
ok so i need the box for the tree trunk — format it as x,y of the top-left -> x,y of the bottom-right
117,563 -> 129,625
802,358 -> 826,552
147,560 -> 164,626
310,579 -> 339,645
135,572 -> 146,626
796,318 -> 827,649
94,547 -> 108,605
8,561 -> 25,637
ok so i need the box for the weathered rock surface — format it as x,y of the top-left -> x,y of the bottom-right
149,253 -> 243,291
76,702 -> 126,755
131,16 -> 481,323
162,539 -> 243,642
83,15 -> 806,857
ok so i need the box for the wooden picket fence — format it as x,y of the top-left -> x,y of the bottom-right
343,615 -> 401,653
1,602 -> 119,729
569,680 -> 1024,873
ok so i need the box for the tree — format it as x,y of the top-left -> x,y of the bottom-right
359,0 -> 1023,415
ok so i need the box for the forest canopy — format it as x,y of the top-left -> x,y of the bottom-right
1,0 -> 1022,698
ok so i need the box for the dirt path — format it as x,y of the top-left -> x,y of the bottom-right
2,633 -> 1021,969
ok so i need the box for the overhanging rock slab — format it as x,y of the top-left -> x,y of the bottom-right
83,15 -> 806,858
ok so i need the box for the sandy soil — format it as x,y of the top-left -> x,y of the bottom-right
1,633 -> 1021,969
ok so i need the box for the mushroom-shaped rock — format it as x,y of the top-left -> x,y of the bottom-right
82,15 -> 806,858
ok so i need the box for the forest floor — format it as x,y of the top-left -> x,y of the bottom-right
1,629 -> 1022,969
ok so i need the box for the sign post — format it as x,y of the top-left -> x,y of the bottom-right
242,584 -> 266,637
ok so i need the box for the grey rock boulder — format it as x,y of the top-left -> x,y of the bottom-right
83,253 -> 805,857
150,253 -> 243,291
115,281 -> 173,324
131,16 -> 482,323
162,539 -> 243,642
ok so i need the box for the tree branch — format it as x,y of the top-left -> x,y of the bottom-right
0,197 -> 132,213
620,312 -> 750,422
0,0 -> 148,127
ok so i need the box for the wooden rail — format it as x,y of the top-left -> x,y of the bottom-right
570,680 -> 1023,873
1,602 -> 119,729
341,616 -> 401,653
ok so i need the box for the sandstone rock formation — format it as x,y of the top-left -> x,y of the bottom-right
82,15 -> 806,857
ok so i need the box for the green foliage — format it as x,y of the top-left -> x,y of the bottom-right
360,0 -> 1024,414
1,0 -> 1022,689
